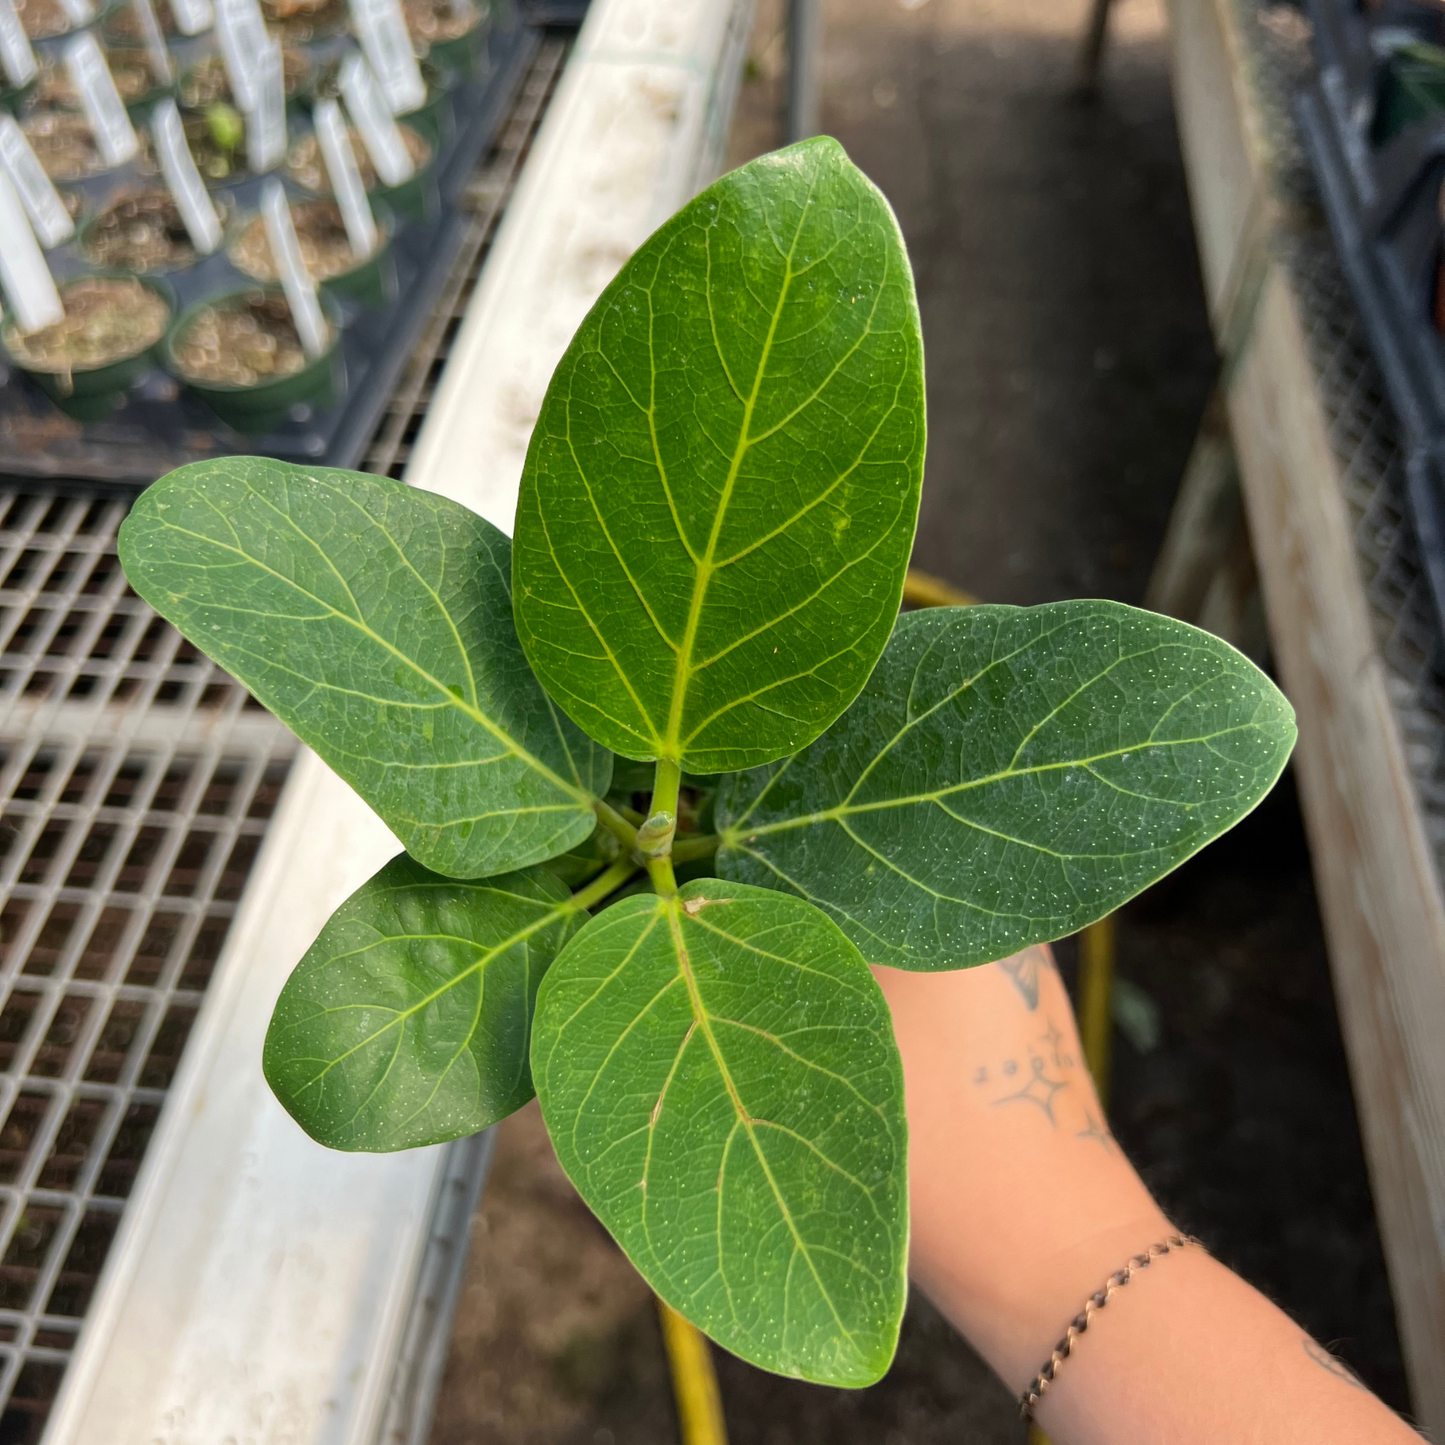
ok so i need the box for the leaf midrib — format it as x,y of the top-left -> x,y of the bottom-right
661,176 -> 821,761
286,893 -> 576,1096
662,897 -> 861,1352
144,512 -> 593,807
721,724 -> 1271,844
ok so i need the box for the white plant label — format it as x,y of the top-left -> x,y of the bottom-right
64,33 -> 139,167
350,0 -> 424,115
315,98 -> 377,259
128,0 -> 173,84
56,0 -> 94,27
152,99 -> 222,253
167,0 -> 213,36
0,116 -> 73,248
0,169 -> 61,334
261,179 -> 328,360
339,54 -> 412,187
0,0 -> 37,90
246,39 -> 286,172
214,0 -> 268,111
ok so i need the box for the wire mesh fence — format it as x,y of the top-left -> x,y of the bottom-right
1237,0 -> 1445,855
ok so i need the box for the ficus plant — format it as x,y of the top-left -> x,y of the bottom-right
118,137 -> 1295,1387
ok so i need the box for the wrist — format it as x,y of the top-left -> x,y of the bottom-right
914,1205 -> 1176,1392
873,955 -> 1171,1388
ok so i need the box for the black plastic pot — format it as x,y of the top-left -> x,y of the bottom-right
424,7 -> 488,80
1374,46 -> 1445,146
0,273 -> 172,421
80,189 -> 226,275
371,125 -> 438,221
397,69 -> 455,149
163,286 -> 343,432
227,201 -> 398,310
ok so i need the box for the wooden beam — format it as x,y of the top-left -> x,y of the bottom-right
1165,0 -> 1445,1425
1228,268 -> 1445,1431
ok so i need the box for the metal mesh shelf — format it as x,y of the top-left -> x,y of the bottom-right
0,33 -> 570,1444
0,489 -> 294,1444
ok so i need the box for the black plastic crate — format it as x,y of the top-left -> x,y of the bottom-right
0,0 -> 589,487
1299,0 -> 1445,656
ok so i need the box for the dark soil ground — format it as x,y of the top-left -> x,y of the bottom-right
427,0 -> 1413,1438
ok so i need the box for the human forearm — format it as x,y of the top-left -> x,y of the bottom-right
874,948 -> 1418,1443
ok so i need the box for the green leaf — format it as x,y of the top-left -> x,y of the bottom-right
118,457 -> 612,878
717,601 -> 1297,969
531,879 -> 907,1386
264,854 -> 579,1151
513,136 -> 925,774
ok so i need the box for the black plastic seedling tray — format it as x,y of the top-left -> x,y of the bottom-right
0,9 -> 544,486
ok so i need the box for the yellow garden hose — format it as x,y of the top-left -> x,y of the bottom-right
657,1298 -> 729,1444
1078,914 -> 1116,1097
901,567 -> 980,609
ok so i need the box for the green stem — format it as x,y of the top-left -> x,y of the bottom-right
646,853 -> 679,896
593,797 -> 639,852
638,757 -> 684,895
568,857 -> 639,914
650,757 -> 683,825
635,759 -> 681,860
671,833 -> 719,864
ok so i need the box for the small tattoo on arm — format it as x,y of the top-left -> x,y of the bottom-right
995,1055 -> 1067,1123
997,945 -> 1053,1010
968,1014 -> 1117,1152
1075,1108 -> 1117,1152
1303,1338 -> 1367,1390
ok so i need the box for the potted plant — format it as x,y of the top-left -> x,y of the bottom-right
284,118 -> 435,220
116,140 -> 1300,1390
13,0 -> 75,41
21,108 -> 106,180
80,188 -> 226,272
183,102 -> 247,184
100,0 -> 177,45
163,284 -> 341,431
28,43 -> 174,118
404,0 -> 488,80
227,196 -> 395,307
1373,39 -> 1445,143
306,52 -> 453,147
176,47 -> 312,113
259,0 -> 345,45
1,272 -> 170,419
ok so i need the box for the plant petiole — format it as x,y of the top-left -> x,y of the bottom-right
671,833 -> 719,864
593,796 -> 640,852
568,857 -> 640,914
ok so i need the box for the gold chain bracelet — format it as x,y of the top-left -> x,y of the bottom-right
1019,1233 -> 1201,1420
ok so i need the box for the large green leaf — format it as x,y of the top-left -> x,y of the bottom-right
119,458 -> 611,878
264,854 -> 579,1150
531,879 -> 907,1386
717,601 -> 1297,969
513,135 -> 925,774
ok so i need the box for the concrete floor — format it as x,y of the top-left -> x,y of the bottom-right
425,1 -> 1408,1440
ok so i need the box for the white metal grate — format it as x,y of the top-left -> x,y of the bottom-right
0,34 -> 571,1445
0,491 -> 295,1444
